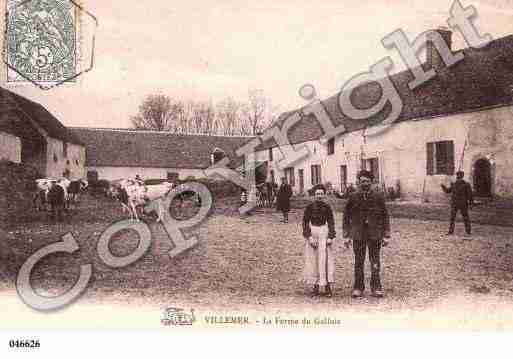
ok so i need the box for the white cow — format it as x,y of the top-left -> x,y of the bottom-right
117,181 -> 174,222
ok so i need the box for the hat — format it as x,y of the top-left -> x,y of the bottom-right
456,171 -> 464,178
357,170 -> 374,181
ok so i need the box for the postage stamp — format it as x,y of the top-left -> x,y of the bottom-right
3,0 -> 97,89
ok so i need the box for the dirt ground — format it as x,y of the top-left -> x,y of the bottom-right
2,194 -> 513,328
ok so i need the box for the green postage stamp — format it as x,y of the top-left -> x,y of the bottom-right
4,0 -> 96,89
6,0 -> 76,84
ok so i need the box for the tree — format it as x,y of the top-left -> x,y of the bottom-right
241,89 -> 279,135
216,97 -> 242,136
130,94 -> 175,131
190,101 -> 217,135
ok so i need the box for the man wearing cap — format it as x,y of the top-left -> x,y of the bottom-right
276,176 -> 293,223
302,185 -> 336,297
441,170 -> 473,237
343,170 -> 391,298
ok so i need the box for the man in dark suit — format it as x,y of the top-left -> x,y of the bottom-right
441,171 -> 473,237
343,170 -> 390,298
276,177 -> 293,223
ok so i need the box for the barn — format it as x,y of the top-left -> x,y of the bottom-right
0,87 -> 86,179
256,30 -> 513,201
70,127 -> 253,182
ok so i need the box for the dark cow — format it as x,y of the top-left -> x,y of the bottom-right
47,183 -> 66,221
68,179 -> 88,203
33,189 -> 49,211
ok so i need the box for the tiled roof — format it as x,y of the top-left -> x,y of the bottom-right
0,86 -> 82,145
261,34 -> 513,149
70,127 -> 254,169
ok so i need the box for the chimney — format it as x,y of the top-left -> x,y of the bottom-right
426,27 -> 453,70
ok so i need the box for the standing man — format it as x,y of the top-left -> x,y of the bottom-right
302,185 -> 336,297
343,170 -> 391,298
441,171 -> 473,237
276,176 -> 292,223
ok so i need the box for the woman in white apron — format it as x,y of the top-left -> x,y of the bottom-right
302,185 -> 336,297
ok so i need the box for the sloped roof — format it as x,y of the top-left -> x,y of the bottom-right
0,86 -> 82,145
260,34 -> 513,149
71,127 -> 254,169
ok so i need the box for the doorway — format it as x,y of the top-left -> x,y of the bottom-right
473,158 -> 492,197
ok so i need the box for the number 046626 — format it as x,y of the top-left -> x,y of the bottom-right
9,339 -> 40,348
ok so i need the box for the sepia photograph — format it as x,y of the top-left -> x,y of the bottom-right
1,1 -> 513,352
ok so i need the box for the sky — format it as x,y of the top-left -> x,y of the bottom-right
1,0 -> 513,128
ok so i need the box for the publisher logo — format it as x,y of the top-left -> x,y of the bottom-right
161,307 -> 196,326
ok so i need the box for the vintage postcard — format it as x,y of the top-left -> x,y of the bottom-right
1,0 -> 513,350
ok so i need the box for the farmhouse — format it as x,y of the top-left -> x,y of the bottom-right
256,30 -> 513,201
70,127 -> 253,182
0,87 -> 85,179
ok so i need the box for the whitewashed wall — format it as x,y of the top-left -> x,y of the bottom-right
86,166 -> 206,181
0,131 -> 21,163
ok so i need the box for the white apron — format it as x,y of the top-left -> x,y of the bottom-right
303,224 -> 335,286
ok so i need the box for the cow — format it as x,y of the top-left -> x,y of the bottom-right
34,178 -> 55,211
34,178 -> 72,212
68,179 -> 88,203
115,180 -> 175,222
47,182 -> 66,221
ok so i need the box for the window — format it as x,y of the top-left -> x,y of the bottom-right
327,138 -> 335,155
361,157 -> 380,182
311,165 -> 322,186
285,167 -> 295,186
298,169 -> 305,193
269,148 -> 273,161
270,170 -> 275,183
63,142 -> 68,158
53,153 -> 58,163
426,141 -> 454,175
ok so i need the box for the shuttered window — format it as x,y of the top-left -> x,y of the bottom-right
285,167 -> 295,186
311,165 -> 322,186
327,138 -> 335,155
426,140 -> 454,175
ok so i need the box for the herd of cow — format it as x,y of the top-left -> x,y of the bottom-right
33,177 -> 200,222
